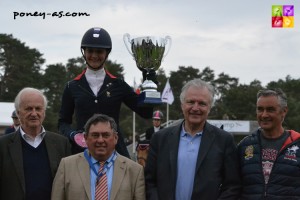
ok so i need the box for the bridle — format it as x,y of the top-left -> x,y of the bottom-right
136,143 -> 150,167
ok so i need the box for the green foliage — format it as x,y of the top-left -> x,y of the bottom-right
212,72 -> 239,98
42,63 -> 67,130
65,57 -> 85,80
104,60 -> 125,79
0,34 -> 44,101
212,82 -> 262,120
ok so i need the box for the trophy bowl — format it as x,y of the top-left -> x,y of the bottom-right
123,33 -> 172,105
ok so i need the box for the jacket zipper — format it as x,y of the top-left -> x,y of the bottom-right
261,136 -> 298,199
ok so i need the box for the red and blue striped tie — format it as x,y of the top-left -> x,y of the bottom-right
95,161 -> 108,200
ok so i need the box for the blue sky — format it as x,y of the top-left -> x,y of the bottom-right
1,0 -> 299,86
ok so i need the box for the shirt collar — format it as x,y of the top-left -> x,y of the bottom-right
85,67 -> 105,78
181,123 -> 203,137
20,126 -> 46,139
90,150 -> 117,165
154,126 -> 160,132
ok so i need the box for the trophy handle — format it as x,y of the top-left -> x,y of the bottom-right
162,36 -> 172,60
123,33 -> 133,56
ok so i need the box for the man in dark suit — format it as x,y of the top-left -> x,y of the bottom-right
145,110 -> 164,141
0,87 -> 71,200
4,110 -> 20,134
145,79 -> 241,200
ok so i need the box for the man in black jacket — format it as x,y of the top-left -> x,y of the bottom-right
145,79 -> 241,200
238,88 -> 300,200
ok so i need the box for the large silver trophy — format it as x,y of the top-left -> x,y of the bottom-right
123,33 -> 172,105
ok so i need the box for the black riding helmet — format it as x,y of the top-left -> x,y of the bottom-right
80,27 -> 112,69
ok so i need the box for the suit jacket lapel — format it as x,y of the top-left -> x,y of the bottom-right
77,153 -> 92,200
8,131 -> 26,193
44,133 -> 61,177
110,156 -> 126,200
168,124 -> 181,190
195,123 -> 215,172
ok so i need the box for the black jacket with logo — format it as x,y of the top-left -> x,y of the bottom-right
238,129 -> 300,200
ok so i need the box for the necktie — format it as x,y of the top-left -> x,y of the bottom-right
95,161 -> 108,200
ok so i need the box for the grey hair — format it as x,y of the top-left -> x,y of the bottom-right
84,114 -> 118,135
257,88 -> 287,109
14,87 -> 48,113
179,79 -> 215,106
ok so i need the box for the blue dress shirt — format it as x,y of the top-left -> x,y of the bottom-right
175,125 -> 202,200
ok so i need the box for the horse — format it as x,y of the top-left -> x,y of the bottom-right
136,140 -> 150,167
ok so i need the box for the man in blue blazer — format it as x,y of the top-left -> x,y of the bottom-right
145,79 -> 241,200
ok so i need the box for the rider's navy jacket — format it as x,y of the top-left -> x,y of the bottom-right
58,69 -> 153,154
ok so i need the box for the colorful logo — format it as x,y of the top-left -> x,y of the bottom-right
244,145 -> 254,160
272,5 -> 294,28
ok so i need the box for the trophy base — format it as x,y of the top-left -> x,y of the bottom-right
138,90 -> 162,106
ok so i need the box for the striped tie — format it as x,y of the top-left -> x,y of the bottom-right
95,161 -> 108,200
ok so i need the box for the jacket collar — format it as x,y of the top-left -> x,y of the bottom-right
74,68 -> 116,80
281,130 -> 300,151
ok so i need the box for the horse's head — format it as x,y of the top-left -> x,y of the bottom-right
136,143 -> 150,167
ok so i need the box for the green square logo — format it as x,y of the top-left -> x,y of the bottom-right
272,5 -> 283,17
